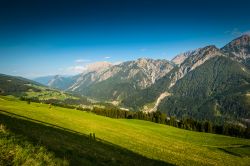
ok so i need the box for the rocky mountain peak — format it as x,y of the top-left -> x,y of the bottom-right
67,58 -> 174,99
195,45 -> 220,56
223,35 -> 250,49
221,34 -> 250,60
171,45 -> 220,66
86,61 -> 113,72
169,45 -> 223,88
137,57 -> 150,62
230,34 -> 250,46
171,48 -> 201,65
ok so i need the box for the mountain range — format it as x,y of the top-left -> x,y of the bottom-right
26,35 -> 250,122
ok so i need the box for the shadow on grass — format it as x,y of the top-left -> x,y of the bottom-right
0,110 -> 173,166
218,145 -> 250,157
218,148 -> 242,157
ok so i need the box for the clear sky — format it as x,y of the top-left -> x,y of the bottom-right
0,0 -> 250,78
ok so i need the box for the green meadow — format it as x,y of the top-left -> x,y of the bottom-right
25,84 -> 79,101
0,95 -> 250,165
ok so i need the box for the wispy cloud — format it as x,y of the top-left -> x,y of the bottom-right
65,61 -> 113,75
67,66 -> 87,73
225,28 -> 250,37
75,59 -> 91,63
104,56 -> 111,59
140,48 -> 147,52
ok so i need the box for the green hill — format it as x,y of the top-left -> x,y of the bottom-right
0,73 -> 43,96
0,73 -> 90,106
0,96 -> 250,165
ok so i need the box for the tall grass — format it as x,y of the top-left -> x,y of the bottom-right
0,124 -> 68,166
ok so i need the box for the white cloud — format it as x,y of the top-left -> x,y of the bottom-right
65,61 -> 113,75
104,56 -> 111,59
140,48 -> 147,52
67,65 -> 87,74
75,59 -> 91,63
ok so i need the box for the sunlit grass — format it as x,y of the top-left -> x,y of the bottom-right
25,84 -> 78,101
0,95 -> 249,165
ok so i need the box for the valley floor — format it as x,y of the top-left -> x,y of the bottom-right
0,95 -> 250,165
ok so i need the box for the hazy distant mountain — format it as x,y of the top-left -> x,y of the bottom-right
48,75 -> 76,90
34,62 -> 113,91
33,75 -> 56,85
33,75 -> 75,90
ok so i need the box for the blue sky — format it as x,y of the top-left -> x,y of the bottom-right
0,0 -> 250,78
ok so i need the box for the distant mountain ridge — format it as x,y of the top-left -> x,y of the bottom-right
70,58 -> 174,101
35,58 -> 174,101
33,35 -> 250,122
122,35 -> 250,122
171,48 -> 201,65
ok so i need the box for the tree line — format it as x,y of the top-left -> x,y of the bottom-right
88,107 -> 250,139
20,96 -> 250,139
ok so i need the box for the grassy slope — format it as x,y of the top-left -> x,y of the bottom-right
0,124 -> 68,165
24,84 -> 78,101
0,74 -> 90,106
0,96 -> 250,165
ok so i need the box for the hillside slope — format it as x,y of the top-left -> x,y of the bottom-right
122,46 -> 224,111
0,73 -> 44,96
70,58 -> 174,101
0,96 -> 250,165
222,34 -> 250,68
158,56 -> 250,121
122,35 -> 250,123
0,73 -> 90,105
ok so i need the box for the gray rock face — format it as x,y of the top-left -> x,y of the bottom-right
169,45 -> 223,88
67,62 -> 113,91
221,34 -> 250,60
120,58 -> 174,88
171,49 -> 201,65
68,58 -> 174,99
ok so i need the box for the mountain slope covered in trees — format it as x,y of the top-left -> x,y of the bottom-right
122,35 -> 250,124
158,56 -> 250,121
31,35 -> 250,124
